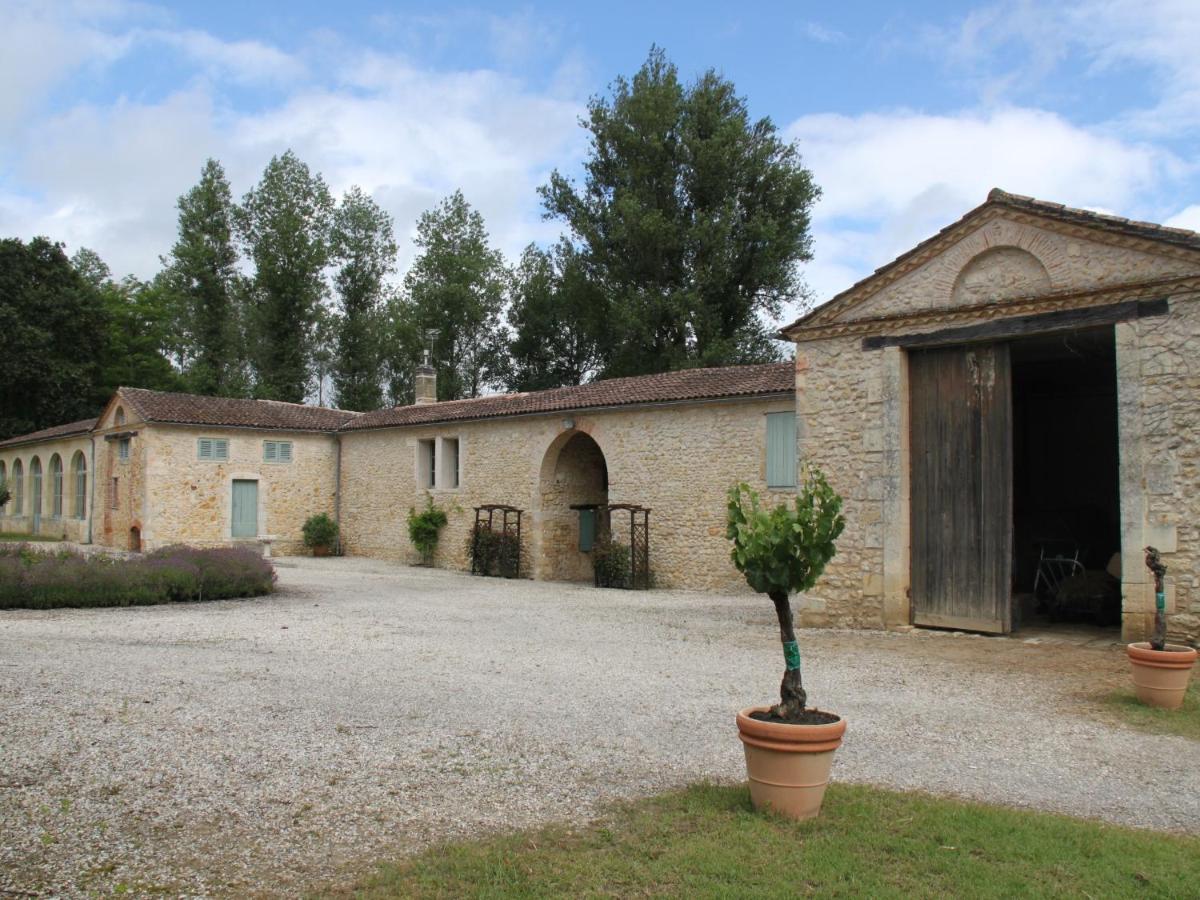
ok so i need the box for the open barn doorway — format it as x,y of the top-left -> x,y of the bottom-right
1011,326 -> 1122,633
537,430 -> 608,582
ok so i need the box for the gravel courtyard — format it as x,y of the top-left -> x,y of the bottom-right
2,557 -> 1198,897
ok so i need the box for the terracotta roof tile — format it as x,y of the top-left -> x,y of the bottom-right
343,362 -> 794,432
118,388 -> 360,432
0,418 -> 97,449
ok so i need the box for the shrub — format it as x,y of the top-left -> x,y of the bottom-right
0,544 -> 276,610
467,524 -> 521,578
302,513 -> 339,549
593,539 -> 631,589
408,498 -> 448,564
0,477 -> 9,509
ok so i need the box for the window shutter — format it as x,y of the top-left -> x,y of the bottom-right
279,442 -> 292,462
198,439 -> 212,460
766,412 -> 798,488
214,439 -> 229,461
264,441 -> 277,462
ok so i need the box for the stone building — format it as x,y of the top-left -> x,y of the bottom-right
0,365 -> 796,590
782,189 -> 1200,644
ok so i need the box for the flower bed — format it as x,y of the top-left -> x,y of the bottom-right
0,544 -> 276,610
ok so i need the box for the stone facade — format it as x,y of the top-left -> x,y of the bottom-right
786,194 -> 1200,644
339,396 -> 797,592
0,434 -> 93,542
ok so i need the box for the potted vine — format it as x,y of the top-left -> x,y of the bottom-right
1126,546 -> 1197,709
726,466 -> 846,820
408,498 -> 448,566
302,513 -> 338,557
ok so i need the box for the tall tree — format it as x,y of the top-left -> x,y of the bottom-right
540,46 -> 818,377
506,241 -> 604,391
330,186 -> 396,411
162,159 -> 247,396
236,150 -> 334,403
397,190 -> 507,402
0,238 -> 107,439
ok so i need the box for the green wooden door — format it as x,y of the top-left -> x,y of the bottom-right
231,479 -> 258,538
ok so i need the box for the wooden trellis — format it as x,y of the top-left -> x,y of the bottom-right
471,504 -> 523,578
597,503 -> 651,590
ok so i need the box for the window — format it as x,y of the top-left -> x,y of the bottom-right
765,411 -> 798,489
444,438 -> 460,489
118,438 -> 130,461
50,454 -> 63,518
0,461 -> 5,515
263,440 -> 293,463
198,438 -> 229,461
114,407 -> 125,426
72,452 -> 87,519
30,457 -> 42,518
12,460 -> 22,514
110,477 -> 119,509
417,439 -> 436,489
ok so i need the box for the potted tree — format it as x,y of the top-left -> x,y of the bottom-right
726,467 -> 846,820
1126,546 -> 1197,709
302,513 -> 339,557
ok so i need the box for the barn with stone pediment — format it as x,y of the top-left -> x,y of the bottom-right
782,189 -> 1200,644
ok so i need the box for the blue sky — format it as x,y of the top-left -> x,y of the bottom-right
3,0 -> 1199,323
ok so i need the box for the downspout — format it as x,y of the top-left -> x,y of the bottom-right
334,433 -> 343,555
87,434 -> 95,544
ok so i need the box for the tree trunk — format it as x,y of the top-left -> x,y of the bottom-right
769,590 -> 806,719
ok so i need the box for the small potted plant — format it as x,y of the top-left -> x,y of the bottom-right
1126,546 -> 1197,709
726,466 -> 846,820
302,513 -> 339,557
408,498 -> 448,566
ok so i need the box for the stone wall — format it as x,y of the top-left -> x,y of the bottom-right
338,395 -> 796,592
141,426 -> 338,555
0,435 -> 93,543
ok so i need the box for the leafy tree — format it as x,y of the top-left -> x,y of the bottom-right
162,159 -> 248,397
330,186 -> 396,411
0,238 -> 108,439
727,468 -> 845,720
236,150 -> 334,403
398,190 -> 507,402
541,46 -> 818,377
506,241 -> 604,391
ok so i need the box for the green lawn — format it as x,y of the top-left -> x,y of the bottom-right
356,783 -> 1200,899
0,531 -> 62,542
1102,681 -> 1200,741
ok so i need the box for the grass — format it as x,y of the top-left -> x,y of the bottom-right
356,783 -> 1200,899
1101,681 -> 1200,741
0,531 -> 62,542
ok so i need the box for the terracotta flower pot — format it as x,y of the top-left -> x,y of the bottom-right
1127,642 -> 1198,709
312,545 -> 330,557
736,706 -> 846,820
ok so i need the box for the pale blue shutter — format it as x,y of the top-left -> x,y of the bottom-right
579,509 -> 596,552
231,479 -> 258,538
766,412 -> 797,488
198,439 -> 212,460
279,442 -> 292,462
214,439 -> 229,461
264,441 -> 277,462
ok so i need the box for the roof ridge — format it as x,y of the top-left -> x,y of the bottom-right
120,386 -> 360,415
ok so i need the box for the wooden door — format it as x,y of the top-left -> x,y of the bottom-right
231,479 -> 258,539
910,343 -> 1013,633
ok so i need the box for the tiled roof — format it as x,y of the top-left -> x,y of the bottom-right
0,419 -> 97,449
343,362 -> 795,432
119,388 -> 360,432
782,187 -> 1200,335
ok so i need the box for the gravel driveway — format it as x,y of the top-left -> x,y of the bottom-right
2,557 -> 1197,896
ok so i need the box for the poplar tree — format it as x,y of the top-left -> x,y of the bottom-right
330,186 -> 396,411
237,151 -> 334,403
540,46 -> 819,377
162,159 -> 247,396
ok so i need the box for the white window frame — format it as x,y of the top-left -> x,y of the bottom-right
417,439 -> 436,489
440,437 -> 461,490
198,438 -> 230,462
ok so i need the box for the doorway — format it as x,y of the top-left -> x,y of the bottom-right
537,431 -> 608,582
231,479 -> 259,539
908,326 -> 1122,634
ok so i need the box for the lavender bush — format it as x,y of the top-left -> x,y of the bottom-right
0,545 -> 276,609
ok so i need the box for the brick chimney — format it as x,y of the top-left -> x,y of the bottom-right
414,349 -> 437,405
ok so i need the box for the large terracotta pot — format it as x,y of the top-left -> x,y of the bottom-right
1127,643 -> 1197,709
312,545 -> 330,557
736,706 -> 846,820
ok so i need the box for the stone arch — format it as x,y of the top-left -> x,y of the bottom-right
535,428 -> 609,582
951,245 -> 1051,307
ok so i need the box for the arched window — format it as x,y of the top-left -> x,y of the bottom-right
50,454 -> 63,518
0,460 -> 6,515
72,451 -> 87,519
11,460 -> 22,514
30,457 -> 42,519
114,407 -> 126,426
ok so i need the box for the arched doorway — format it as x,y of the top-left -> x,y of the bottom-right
537,431 -> 608,582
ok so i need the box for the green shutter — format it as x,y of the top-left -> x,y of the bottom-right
579,508 -> 596,552
198,438 -> 212,460
766,412 -> 797,488
279,442 -> 292,462
264,441 -> 277,462
231,479 -> 258,538
214,439 -> 229,460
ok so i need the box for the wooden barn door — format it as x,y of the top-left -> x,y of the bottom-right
910,344 -> 1013,633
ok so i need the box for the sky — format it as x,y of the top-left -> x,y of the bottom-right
3,0 -> 1200,325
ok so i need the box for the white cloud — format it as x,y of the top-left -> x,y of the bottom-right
786,106 -> 1182,304
1164,204 -> 1200,232
144,29 -> 306,84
